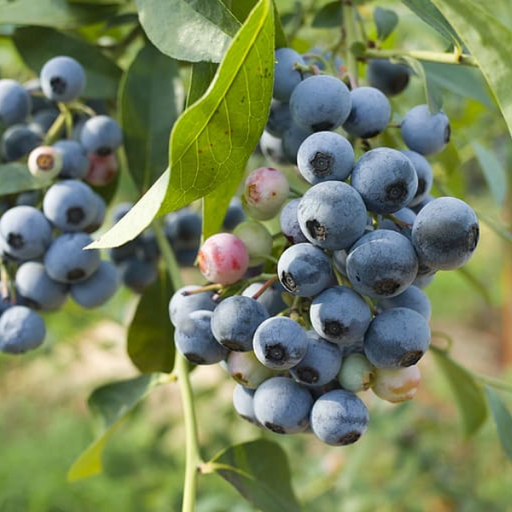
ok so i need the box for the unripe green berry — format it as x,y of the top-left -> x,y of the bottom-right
338,353 -> 375,392
233,220 -> 273,266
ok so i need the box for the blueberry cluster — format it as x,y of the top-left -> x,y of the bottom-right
168,48 -> 479,447
0,56 -> 124,355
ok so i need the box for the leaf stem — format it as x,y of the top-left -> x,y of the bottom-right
364,49 -> 477,67
152,220 -> 203,512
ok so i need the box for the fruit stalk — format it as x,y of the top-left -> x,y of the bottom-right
153,220 -> 202,512
364,49 -> 477,67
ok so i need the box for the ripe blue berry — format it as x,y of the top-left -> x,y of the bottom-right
70,260 -> 120,308
0,305 -> 46,355
80,115 -> 123,156
0,79 -> 31,125
366,59 -> 410,96
273,48 -> 306,102
40,56 -> 86,102
169,285 -> 218,330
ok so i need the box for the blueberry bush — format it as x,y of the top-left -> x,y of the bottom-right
1,0 -> 512,510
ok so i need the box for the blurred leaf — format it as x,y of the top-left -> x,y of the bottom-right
394,56 -> 442,113
0,0 -> 118,28
207,439 -> 302,512
430,0 -> 512,144
0,163 -> 48,196
401,0 -> 462,48
119,43 -> 180,193
68,374 -> 163,480
13,27 -> 122,99
67,0 -> 126,4
473,142 -> 507,207
423,61 -> 495,109
89,0 -> 274,249
187,62 -> 218,108
135,0 -> 240,63
127,272 -> 175,374
311,1 -> 343,28
457,267 -> 492,304
485,386 -> 512,463
374,7 -> 398,42
431,347 -> 488,436
477,212 -> 512,245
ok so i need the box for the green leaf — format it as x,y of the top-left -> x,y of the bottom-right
374,7 -> 398,42
0,163 -> 48,196
68,374 -> 163,481
135,0 -> 240,63
13,27 -> 122,100
127,272 -> 175,374
0,0 -> 118,29
401,0 -> 462,48
311,1 -> 343,28
89,0 -> 274,249
477,212 -> 512,246
119,44 -> 180,193
207,439 -> 302,512
431,347 -> 488,436
187,61 -> 219,109
393,57 -> 443,113
485,386 -> 512,463
423,61 -> 495,109
472,142 -> 507,207
67,0 -> 126,4
430,0 -> 512,146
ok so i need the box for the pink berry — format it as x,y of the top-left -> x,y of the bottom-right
372,365 -> 421,403
85,153 -> 118,186
243,167 -> 289,220
198,233 -> 249,285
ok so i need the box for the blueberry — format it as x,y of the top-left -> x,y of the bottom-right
0,79 -> 31,126
0,205 -> 52,261
211,295 -> 269,351
400,150 -> 433,207
289,75 -> 352,132
342,87 -> 391,138
164,207 -> 202,250
277,243 -> 333,297
297,131 -> 355,184
70,260 -> 120,308
29,108 -> 60,136
253,376 -> 313,434
259,130 -> 288,165
281,120 -> 313,165
222,197 -> 246,231
411,197 -> 479,271
346,230 -> 418,298
376,285 -> 431,321
310,389 -> 369,445
43,180 -> 98,232
310,286 -> 372,345
120,258 -> 158,293
44,232 -> 101,284
253,316 -> 308,370
280,198 -> 308,245
266,100 -> 292,137
169,285 -> 217,331
351,147 -> 418,214
53,139 -> 89,179
0,305 -> 46,355
289,331 -> 343,387
401,104 -> 450,155
1,124 -> 42,162
337,353 -> 375,393
297,181 -> 368,250
241,281 -> 288,316
233,384 -> 259,425
273,48 -> 306,102
226,351 -> 277,389
364,307 -> 431,368
80,115 -> 123,156
15,262 -> 68,311
40,56 -> 86,103
366,59 -> 410,96
84,193 -> 107,233
174,310 -> 228,365
377,207 -> 416,238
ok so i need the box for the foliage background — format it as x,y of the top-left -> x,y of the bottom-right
1,0 -> 512,510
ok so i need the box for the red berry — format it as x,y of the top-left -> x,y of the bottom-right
198,233 -> 249,285
85,153 -> 118,186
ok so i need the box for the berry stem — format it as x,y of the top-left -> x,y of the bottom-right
342,0 -> 359,85
251,275 -> 278,300
43,112 -> 67,145
364,49 -> 477,67
152,219 -> 203,512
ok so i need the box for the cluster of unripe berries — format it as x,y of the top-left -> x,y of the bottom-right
168,47 -> 478,446
0,56 -> 125,354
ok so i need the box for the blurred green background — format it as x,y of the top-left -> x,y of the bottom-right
2,0 -> 512,511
